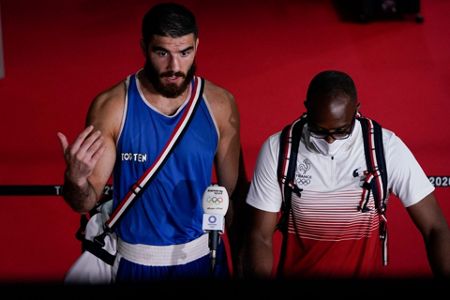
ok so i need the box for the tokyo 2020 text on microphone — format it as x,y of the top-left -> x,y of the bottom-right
202,184 -> 229,274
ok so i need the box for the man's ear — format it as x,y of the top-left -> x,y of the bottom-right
304,100 -> 309,110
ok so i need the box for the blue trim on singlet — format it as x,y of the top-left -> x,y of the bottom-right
113,74 -> 218,246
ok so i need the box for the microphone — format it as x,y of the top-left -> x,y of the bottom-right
202,184 -> 229,273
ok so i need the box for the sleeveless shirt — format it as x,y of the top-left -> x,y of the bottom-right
113,73 -> 219,246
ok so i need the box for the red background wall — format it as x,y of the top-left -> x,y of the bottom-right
0,0 -> 449,282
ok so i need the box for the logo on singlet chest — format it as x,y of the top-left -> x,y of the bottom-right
121,152 -> 147,163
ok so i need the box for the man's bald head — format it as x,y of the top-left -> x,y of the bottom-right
304,70 -> 359,141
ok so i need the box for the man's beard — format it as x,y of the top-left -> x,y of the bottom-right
143,60 -> 196,98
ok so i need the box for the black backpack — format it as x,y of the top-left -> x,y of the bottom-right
276,113 -> 388,274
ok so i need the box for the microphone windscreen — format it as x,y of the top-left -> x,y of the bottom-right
202,184 -> 229,216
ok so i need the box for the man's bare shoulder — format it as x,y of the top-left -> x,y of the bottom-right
203,79 -> 239,133
86,80 -> 127,134
90,80 -> 127,111
203,79 -> 235,107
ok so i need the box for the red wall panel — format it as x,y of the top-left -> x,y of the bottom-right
0,0 -> 449,282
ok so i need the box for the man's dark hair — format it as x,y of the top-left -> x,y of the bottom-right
142,2 -> 198,45
306,70 -> 357,103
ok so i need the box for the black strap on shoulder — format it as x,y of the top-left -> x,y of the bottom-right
358,116 -> 388,211
358,115 -> 389,265
276,114 -> 307,276
277,115 -> 307,232
277,124 -> 293,232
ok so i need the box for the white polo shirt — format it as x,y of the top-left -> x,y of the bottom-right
246,119 -> 434,277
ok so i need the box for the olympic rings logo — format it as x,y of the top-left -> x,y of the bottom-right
206,197 -> 223,204
297,178 -> 311,185
295,175 -> 311,186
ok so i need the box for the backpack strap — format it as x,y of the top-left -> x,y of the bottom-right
357,114 -> 389,266
82,239 -> 116,266
277,114 -> 307,231
276,114 -> 307,275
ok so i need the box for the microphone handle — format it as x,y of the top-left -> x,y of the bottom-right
209,230 -> 219,274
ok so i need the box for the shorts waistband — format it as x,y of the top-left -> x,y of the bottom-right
117,234 -> 210,266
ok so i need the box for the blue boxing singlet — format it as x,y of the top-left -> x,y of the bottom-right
113,73 -> 219,246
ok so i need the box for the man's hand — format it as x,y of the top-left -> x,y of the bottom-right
57,125 -> 105,185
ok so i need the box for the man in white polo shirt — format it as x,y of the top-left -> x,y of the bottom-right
243,70 -> 450,279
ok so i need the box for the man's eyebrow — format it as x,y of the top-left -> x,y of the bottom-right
179,46 -> 194,52
151,46 -> 194,53
151,46 -> 168,52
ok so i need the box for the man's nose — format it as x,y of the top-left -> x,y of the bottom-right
324,135 -> 335,144
168,55 -> 180,72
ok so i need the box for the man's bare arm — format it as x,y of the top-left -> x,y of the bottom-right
57,82 -> 125,213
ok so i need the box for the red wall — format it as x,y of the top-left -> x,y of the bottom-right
0,0 -> 449,282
